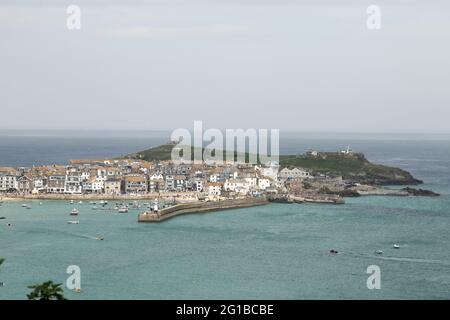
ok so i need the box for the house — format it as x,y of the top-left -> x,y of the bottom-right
256,162 -> 279,181
124,175 -> 148,194
149,173 -> 164,192
193,179 -> 204,192
258,178 -> 271,190
174,175 -> 186,191
105,178 -> 122,195
0,174 -> 18,192
279,167 -> 311,179
32,176 -> 47,193
17,175 -> 33,194
223,179 -> 250,195
165,175 -> 175,191
47,175 -> 65,193
64,170 -> 82,194
206,182 -> 222,197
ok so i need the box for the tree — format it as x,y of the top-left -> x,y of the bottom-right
27,281 -> 67,300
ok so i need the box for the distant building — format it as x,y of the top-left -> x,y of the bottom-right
279,168 -> 311,179
0,174 -> 18,192
124,175 -> 148,194
105,178 -> 122,195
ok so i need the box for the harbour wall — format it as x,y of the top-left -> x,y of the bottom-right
138,197 -> 269,222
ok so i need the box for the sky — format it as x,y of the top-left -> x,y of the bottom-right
0,0 -> 449,133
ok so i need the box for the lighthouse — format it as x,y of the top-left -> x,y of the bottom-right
153,199 -> 159,213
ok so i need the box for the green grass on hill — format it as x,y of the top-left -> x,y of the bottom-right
127,143 -> 421,184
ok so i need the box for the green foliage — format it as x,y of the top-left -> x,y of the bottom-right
128,143 -> 420,184
27,281 -> 67,300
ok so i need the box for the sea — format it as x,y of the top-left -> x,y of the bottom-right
0,131 -> 449,299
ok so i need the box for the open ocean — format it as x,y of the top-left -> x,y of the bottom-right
0,132 -> 449,299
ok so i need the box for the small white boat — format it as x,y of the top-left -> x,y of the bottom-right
21,204 -> 28,207
70,208 -> 79,216
67,220 -> 79,224
393,244 -> 400,249
79,201 -> 83,204
118,207 -> 128,213
70,200 -> 74,204
374,250 -> 384,255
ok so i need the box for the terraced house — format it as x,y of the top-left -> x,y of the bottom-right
124,175 -> 148,194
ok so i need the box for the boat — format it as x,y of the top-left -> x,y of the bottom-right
0,217 -> 6,220
70,208 -> 79,216
374,250 -> 384,255
96,236 -> 104,241
70,200 -> 74,204
79,201 -> 83,204
393,244 -> 400,249
329,249 -> 339,254
67,220 -> 79,224
118,207 -> 128,213
92,206 -> 98,210
21,204 -> 28,207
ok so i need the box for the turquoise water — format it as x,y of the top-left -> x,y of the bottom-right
1,136 -> 450,299
1,192 -> 449,299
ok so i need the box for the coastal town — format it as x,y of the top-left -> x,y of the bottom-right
0,152 -> 320,200
0,144 -> 437,212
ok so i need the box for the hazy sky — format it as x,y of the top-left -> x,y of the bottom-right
1,1 -> 449,133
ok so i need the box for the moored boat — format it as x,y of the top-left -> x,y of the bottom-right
70,208 -> 79,216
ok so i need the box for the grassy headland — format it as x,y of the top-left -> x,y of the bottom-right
126,143 -> 422,185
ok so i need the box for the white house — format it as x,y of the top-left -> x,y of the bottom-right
258,178 -> 271,190
223,179 -> 250,195
207,182 -> 222,197
279,167 -> 311,179
0,174 -> 17,192
64,170 -> 82,194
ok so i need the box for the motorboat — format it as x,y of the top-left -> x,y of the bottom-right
70,200 -> 74,204
393,244 -> 400,249
70,208 -> 79,216
67,220 -> 79,224
329,249 -> 339,254
118,207 -> 128,213
374,250 -> 384,255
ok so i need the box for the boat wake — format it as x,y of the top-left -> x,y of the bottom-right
342,251 -> 448,265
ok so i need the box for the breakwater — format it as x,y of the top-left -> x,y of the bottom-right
138,197 -> 269,222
